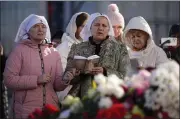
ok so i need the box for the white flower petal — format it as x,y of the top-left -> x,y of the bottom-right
94,74 -> 107,85
97,85 -> 108,96
99,97 -> 112,109
112,87 -> 125,98
107,74 -> 124,86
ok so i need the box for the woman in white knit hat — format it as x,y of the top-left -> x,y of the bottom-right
107,3 -> 125,43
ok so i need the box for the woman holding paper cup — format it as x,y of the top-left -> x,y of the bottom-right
64,13 -> 130,98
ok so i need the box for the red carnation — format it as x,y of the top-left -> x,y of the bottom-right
44,104 -> 60,115
28,113 -> 35,119
96,104 -> 127,119
111,96 -> 120,104
33,108 -> 43,117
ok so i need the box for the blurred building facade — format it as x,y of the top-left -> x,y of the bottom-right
0,1 -> 180,56
0,1 -> 47,56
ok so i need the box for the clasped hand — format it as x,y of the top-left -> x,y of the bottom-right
91,67 -> 104,75
63,68 -> 80,83
62,67 -> 104,83
37,74 -> 51,85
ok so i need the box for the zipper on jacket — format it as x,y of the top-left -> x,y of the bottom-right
38,44 -> 46,107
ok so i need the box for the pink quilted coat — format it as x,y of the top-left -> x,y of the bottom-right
3,40 -> 67,119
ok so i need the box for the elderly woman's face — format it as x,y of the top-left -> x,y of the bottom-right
90,16 -> 109,40
126,29 -> 149,51
28,23 -> 47,42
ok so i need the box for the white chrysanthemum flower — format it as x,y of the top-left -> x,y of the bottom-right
144,89 -> 153,100
97,83 -> 114,96
147,61 -> 179,112
162,105 -> 179,119
152,102 -> 160,110
160,99 -> 168,108
112,86 -> 125,98
145,96 -> 154,107
156,88 -> 169,107
153,90 -> 165,104
94,74 -> 107,85
158,85 -> 168,96
168,110 -> 179,119
96,74 -> 125,98
150,69 -> 167,86
97,84 -> 107,96
144,101 -> 154,109
158,61 -> 179,78
172,97 -> 180,109
107,74 -> 124,86
58,109 -> 71,119
98,97 -> 113,109
168,74 -> 179,89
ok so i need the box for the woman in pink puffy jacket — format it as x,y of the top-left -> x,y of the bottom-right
3,14 -> 74,119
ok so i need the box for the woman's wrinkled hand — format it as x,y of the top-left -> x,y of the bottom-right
63,71 -> 74,81
71,68 -> 81,76
92,67 -> 104,75
63,68 -> 81,84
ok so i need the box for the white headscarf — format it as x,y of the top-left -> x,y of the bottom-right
14,14 -> 51,43
80,13 -> 115,41
123,16 -> 155,58
64,12 -> 89,42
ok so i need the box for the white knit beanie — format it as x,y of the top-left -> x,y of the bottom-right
107,4 -> 125,29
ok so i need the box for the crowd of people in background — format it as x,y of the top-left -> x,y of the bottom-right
0,3 -> 179,119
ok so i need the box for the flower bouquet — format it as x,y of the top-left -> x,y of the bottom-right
28,104 -> 60,119
28,61 -> 179,119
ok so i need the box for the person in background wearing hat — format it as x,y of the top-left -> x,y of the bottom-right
163,24 -> 180,64
3,14 -> 74,119
107,4 -> 125,43
123,16 -> 168,68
